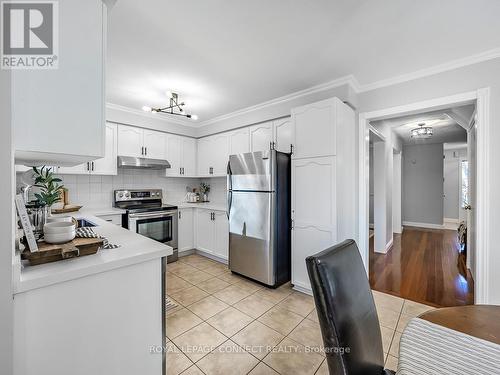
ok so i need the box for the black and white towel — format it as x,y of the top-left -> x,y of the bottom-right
76,227 -> 120,249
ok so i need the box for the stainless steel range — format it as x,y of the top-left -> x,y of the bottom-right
114,189 -> 178,263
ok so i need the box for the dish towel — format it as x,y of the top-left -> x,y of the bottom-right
76,227 -> 120,249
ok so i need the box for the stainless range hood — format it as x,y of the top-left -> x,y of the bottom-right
117,156 -> 171,170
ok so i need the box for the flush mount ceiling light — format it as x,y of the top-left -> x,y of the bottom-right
410,122 -> 433,139
142,91 -> 198,120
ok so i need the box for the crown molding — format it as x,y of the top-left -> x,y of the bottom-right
105,102 -> 199,127
357,47 -> 500,93
197,75 -> 358,127
106,48 -> 500,130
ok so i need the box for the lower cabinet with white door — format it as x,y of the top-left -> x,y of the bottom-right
194,208 -> 229,262
178,208 -> 194,253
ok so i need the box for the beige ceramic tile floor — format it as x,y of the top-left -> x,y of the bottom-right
166,254 -> 435,375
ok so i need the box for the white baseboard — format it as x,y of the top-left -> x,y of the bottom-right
194,249 -> 228,265
444,218 -> 459,224
386,238 -> 394,252
292,282 -> 313,296
403,221 -> 445,229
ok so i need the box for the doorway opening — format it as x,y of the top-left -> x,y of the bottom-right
359,89 -> 490,306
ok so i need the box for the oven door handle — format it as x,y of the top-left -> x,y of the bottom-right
129,212 -> 176,219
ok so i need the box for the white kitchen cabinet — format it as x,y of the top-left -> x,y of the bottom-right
212,134 -> 230,175
229,128 -> 250,155
292,157 -> 337,291
274,117 -> 294,153
291,98 -> 355,293
92,123 -> 118,175
118,125 -> 144,158
57,123 -> 117,175
250,121 -> 274,152
118,125 -> 166,159
178,208 -> 194,253
195,208 -> 229,261
165,135 -> 197,177
181,137 -> 197,176
195,209 -> 215,253
292,98 -> 342,159
143,130 -> 166,159
13,0 -> 106,167
197,134 -> 229,176
165,135 -> 182,177
213,211 -> 229,260
95,213 -> 122,226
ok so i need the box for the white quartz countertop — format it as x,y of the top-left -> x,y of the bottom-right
14,213 -> 172,294
172,202 -> 227,211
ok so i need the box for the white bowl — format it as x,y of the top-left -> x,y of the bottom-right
43,221 -> 76,234
44,230 -> 76,244
46,215 -> 73,224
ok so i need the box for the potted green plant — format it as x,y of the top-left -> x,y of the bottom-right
200,182 -> 210,202
32,166 -> 65,215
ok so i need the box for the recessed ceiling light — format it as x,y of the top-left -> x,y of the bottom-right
142,105 -> 152,112
191,114 -> 198,120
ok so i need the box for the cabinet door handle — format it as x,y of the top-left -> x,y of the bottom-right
178,211 -> 181,219
179,167 -> 182,175
145,147 -> 147,156
141,146 -> 144,155
182,167 -> 185,175
86,162 -> 90,171
91,162 -> 94,171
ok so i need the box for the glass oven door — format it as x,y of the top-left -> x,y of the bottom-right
129,211 -> 178,248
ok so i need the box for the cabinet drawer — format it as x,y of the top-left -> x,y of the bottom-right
96,214 -> 122,226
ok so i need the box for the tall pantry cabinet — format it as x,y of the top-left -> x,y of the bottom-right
291,97 -> 356,293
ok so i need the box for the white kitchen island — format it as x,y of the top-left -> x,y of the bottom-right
12,214 -> 171,375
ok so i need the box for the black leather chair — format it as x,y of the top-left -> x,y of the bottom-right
306,239 -> 394,375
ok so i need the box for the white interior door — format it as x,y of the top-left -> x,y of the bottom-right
466,120 -> 477,276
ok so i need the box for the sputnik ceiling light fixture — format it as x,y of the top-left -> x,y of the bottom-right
142,91 -> 198,120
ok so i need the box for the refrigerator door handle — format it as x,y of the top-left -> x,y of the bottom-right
227,190 -> 232,219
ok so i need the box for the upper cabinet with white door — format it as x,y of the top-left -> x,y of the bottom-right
57,123 -> 118,175
229,128 -> 250,155
13,0 -> 107,167
117,125 -> 166,159
250,121 -> 274,152
292,99 -> 340,159
197,133 -> 230,177
291,97 -> 355,293
165,134 -> 197,177
273,117 -> 294,153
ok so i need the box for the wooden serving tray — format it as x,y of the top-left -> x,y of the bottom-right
21,237 -> 104,266
51,205 -> 82,214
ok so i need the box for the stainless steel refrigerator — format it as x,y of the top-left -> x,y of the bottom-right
227,149 -> 291,287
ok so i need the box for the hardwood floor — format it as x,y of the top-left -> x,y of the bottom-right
369,226 -> 474,307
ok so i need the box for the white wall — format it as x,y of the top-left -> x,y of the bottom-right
402,143 -> 444,225
444,147 -> 467,220
0,67 -> 14,373
373,141 -> 387,252
358,57 -> 500,303
393,151 -> 402,233
17,170 -> 200,208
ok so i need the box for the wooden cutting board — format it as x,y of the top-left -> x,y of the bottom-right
21,237 -> 104,266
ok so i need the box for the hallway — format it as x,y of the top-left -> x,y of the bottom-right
369,226 -> 474,307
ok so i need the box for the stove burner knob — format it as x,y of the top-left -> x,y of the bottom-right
125,192 -> 130,198
118,193 -> 124,198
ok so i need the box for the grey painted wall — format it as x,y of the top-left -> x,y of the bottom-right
444,148 -> 467,220
0,68 -> 13,373
402,143 -> 444,225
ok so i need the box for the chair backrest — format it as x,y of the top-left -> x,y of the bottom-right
306,239 -> 386,375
